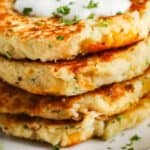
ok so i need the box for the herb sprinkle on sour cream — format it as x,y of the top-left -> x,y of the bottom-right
14,0 -> 131,20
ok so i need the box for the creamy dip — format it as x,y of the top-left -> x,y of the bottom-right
14,0 -> 131,20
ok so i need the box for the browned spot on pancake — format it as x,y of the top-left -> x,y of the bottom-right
98,51 -> 115,62
1,113 -> 81,125
130,0 -> 148,11
101,84 -> 126,101
0,13 -> 7,20
81,31 -> 140,54
80,39 -> 107,53
125,84 -> 134,92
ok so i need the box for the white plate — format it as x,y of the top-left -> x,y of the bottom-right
0,119 -> 150,150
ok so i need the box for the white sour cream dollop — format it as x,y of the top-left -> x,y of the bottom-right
14,0 -> 131,20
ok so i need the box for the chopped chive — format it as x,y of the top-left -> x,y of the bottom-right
60,16 -> 79,25
130,135 -> 141,143
116,115 -> 123,122
52,145 -> 60,150
56,35 -> 64,40
23,8 -> 32,16
57,6 -> 70,16
88,13 -> 95,19
117,11 -> 123,15
5,51 -> 12,59
86,0 -> 99,9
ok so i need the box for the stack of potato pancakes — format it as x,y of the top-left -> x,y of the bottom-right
0,0 -> 150,147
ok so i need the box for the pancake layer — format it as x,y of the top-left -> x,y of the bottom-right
0,37 -> 150,96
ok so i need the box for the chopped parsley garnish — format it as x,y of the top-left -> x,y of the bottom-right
5,51 -> 12,59
127,148 -> 134,150
60,16 -> 79,25
52,145 -> 60,150
116,115 -> 123,122
121,146 -> 126,149
86,0 -> 99,9
120,134 -> 141,150
130,135 -> 141,143
88,13 -> 95,19
56,35 -> 64,40
61,18 -> 74,25
23,8 -> 32,16
117,11 -> 123,15
107,147 -> 112,150
57,6 -> 70,16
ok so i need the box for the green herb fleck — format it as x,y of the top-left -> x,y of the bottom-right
126,143 -> 132,147
128,148 -> 134,150
88,13 -> 95,19
86,0 -> 99,9
23,8 -> 32,16
52,145 -> 60,150
130,134 -> 141,144
117,11 -> 123,15
121,146 -> 126,149
60,16 -> 79,25
57,6 -> 70,16
120,134 -> 141,150
107,147 -> 112,150
56,35 -> 64,40
116,115 -> 123,122
5,51 -> 12,59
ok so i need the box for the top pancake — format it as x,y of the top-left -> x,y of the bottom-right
0,0 -> 150,61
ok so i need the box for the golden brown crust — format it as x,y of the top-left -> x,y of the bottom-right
103,93 -> 150,139
0,67 -> 150,120
0,95 -> 149,147
0,0 -> 149,61
0,36 -> 150,96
